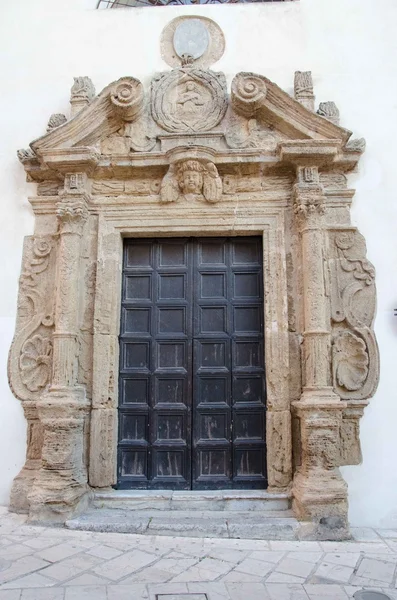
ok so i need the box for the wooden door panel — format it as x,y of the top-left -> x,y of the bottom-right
118,238 -> 192,489
192,237 -> 266,489
118,237 -> 266,489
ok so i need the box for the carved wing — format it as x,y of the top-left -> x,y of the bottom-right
203,163 -> 222,203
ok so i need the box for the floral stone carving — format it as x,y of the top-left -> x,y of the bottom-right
20,335 -> 52,393
151,67 -> 227,132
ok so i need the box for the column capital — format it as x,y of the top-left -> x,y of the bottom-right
56,198 -> 88,235
293,165 -> 326,226
57,173 -> 90,235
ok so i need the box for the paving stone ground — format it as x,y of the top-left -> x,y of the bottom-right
0,507 -> 396,599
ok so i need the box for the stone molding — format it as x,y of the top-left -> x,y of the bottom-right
8,65 -> 378,538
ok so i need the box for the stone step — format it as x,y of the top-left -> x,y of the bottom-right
66,508 -> 299,540
93,489 -> 291,512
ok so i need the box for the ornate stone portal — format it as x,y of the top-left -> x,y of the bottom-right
8,23 -> 379,538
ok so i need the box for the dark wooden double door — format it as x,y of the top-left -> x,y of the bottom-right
118,237 -> 267,490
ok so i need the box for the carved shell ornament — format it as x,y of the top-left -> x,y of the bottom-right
151,68 -> 227,133
19,334 -> 52,393
333,331 -> 369,392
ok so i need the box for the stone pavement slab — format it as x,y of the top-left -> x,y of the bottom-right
0,510 -> 396,599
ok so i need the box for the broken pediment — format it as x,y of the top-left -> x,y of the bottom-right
18,68 -> 364,186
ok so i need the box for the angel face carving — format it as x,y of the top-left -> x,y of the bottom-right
178,160 -> 204,195
160,159 -> 222,204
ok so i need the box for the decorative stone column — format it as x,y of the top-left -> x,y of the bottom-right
291,163 -> 348,538
28,174 -> 91,522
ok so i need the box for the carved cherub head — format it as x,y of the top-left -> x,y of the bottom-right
177,160 -> 204,195
160,159 -> 223,204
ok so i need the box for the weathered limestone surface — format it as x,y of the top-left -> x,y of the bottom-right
8,17 -> 379,537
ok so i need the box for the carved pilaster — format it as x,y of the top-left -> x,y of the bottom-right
28,174 -> 90,522
292,164 -> 348,538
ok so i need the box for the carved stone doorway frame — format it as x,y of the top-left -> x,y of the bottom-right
8,68 -> 379,539
89,210 -> 290,493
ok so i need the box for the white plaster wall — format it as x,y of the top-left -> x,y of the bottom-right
0,0 -> 396,526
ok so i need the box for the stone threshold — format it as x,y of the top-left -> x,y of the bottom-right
92,489 -> 292,512
66,508 -> 299,540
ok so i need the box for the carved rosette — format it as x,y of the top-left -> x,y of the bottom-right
151,68 -> 227,133
20,335 -> 52,393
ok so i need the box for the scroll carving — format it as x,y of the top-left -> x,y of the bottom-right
110,77 -> 144,122
160,159 -> 222,203
231,72 -> 267,118
8,237 -> 56,401
329,229 -> 379,401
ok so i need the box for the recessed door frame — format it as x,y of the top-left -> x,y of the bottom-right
89,207 -> 291,494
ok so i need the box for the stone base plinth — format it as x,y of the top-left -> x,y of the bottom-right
9,459 -> 41,514
292,470 -> 349,540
